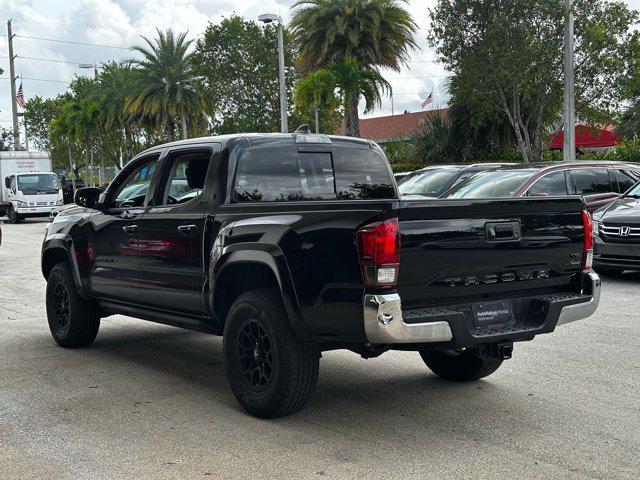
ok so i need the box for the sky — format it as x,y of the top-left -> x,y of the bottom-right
0,0 -> 639,135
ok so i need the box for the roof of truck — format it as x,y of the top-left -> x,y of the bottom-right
139,132 -> 374,155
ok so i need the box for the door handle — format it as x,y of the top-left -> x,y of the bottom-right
177,224 -> 198,236
122,224 -> 138,235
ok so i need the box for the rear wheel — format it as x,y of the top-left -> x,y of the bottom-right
223,289 -> 319,418
46,262 -> 100,347
419,348 -> 503,381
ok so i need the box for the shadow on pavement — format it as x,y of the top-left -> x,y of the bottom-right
66,320 -> 525,438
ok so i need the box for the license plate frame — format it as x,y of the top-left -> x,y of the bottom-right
472,300 -> 515,330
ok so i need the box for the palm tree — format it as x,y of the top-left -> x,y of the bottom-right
412,112 -> 459,164
617,99 -> 640,139
53,98 -> 100,185
128,29 -> 203,142
93,62 -> 137,160
293,70 -> 337,133
290,0 -> 416,136
326,58 -> 391,137
290,0 -> 418,72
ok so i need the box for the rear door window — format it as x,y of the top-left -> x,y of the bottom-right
333,149 -> 395,200
526,171 -> 568,196
234,148 -> 395,202
572,168 -> 613,195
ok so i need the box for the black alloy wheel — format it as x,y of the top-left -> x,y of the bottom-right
236,318 -> 275,391
52,281 -> 71,332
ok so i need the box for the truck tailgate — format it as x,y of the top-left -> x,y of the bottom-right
396,197 -> 587,308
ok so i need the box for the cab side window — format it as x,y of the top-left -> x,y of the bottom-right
572,168 -> 613,195
112,156 -> 159,209
526,171 -> 568,196
159,151 -> 212,206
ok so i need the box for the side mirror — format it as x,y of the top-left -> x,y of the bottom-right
4,177 -> 10,189
74,187 -> 103,209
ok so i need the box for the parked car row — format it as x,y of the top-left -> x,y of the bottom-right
397,160 -> 640,274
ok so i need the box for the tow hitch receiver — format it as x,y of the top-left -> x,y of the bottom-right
478,342 -> 513,360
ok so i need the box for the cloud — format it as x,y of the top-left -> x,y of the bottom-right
0,0 -> 460,131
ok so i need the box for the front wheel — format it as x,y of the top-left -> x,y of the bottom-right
223,289 -> 319,418
46,262 -> 100,347
7,205 -> 20,224
419,348 -> 503,381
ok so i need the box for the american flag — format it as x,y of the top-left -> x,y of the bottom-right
421,91 -> 433,109
16,80 -> 26,108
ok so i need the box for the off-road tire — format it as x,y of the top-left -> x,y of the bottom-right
223,289 -> 319,418
46,262 -> 100,347
420,349 -> 503,381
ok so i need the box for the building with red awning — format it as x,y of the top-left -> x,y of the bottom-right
549,124 -> 621,150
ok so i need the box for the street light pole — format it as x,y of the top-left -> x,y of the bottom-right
563,0 -> 576,162
276,21 -> 288,133
259,13 -> 288,133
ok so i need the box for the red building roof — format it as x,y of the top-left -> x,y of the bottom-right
549,124 -> 621,149
335,108 -> 448,142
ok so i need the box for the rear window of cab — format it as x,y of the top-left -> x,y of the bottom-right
234,149 -> 396,202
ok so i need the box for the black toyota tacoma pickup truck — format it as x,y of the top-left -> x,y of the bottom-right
41,131 -> 601,418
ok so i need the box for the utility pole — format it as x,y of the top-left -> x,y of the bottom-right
563,0 -> 576,162
7,20 -> 20,150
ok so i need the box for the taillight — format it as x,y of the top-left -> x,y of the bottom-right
582,210 -> 593,270
357,218 -> 400,288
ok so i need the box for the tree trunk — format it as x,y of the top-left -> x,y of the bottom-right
344,93 -> 361,138
164,115 -> 174,142
124,124 -> 133,162
498,88 -> 529,164
85,139 -> 93,186
314,105 -> 320,134
67,144 -> 76,195
181,114 -> 188,140
98,157 -> 104,187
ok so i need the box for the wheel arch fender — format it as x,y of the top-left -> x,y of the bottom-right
209,246 -> 312,341
41,234 -> 87,299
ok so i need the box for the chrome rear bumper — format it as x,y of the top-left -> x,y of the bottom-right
363,271 -> 601,344
363,294 -> 453,344
556,271 -> 601,326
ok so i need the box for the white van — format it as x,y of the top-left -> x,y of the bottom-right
0,151 -> 64,223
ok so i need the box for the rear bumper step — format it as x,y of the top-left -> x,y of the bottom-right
363,271 -> 601,345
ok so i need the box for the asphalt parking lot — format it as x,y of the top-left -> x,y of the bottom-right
1,219 -> 639,480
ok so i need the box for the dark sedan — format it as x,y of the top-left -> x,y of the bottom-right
398,163 -> 512,198
592,182 -> 640,274
441,161 -> 640,212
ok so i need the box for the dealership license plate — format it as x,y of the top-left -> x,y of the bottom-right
472,300 -> 515,330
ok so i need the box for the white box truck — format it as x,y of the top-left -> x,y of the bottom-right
0,151 -> 64,223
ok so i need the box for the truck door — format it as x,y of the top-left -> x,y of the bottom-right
136,146 -> 218,315
88,155 -> 159,303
